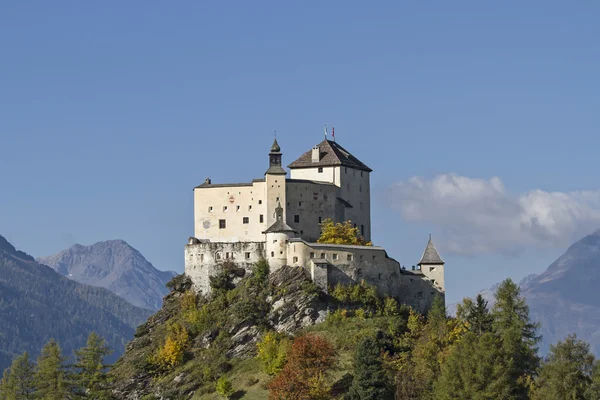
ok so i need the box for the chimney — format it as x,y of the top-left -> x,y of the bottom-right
311,146 -> 320,163
205,177 -> 211,185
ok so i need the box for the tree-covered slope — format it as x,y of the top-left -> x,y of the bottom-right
0,234 -> 152,371
37,240 -> 176,311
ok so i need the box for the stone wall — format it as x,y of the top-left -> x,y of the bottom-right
184,240 -> 265,294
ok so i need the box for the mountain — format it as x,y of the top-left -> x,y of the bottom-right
0,234 -> 152,371
37,240 -> 176,311
453,230 -> 600,355
520,230 -> 600,355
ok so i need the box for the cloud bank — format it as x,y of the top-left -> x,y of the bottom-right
386,174 -> 600,255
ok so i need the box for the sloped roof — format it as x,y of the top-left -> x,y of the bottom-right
263,219 -> 296,234
418,237 -> 444,265
288,140 -> 372,172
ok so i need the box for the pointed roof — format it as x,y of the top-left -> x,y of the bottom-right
263,219 -> 296,234
287,140 -> 372,172
418,236 -> 444,265
271,138 -> 281,153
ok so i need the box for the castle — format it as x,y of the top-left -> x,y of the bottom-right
184,136 -> 445,312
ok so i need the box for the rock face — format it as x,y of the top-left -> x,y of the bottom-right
38,240 -> 176,311
0,234 -> 152,371
111,266 -> 329,399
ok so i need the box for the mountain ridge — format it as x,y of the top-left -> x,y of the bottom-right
0,234 -> 152,370
37,239 -> 176,311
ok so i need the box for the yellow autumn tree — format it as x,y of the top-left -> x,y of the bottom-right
151,321 -> 190,370
317,219 -> 372,246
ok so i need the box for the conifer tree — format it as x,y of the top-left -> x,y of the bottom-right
73,332 -> 113,399
346,337 -> 393,400
532,334 -> 595,400
456,294 -> 493,335
0,352 -> 36,400
34,339 -> 70,400
492,278 -> 540,400
433,332 -> 512,399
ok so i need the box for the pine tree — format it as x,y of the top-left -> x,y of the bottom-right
492,279 -> 540,400
346,337 -> 393,400
457,294 -> 493,335
0,352 -> 36,400
532,334 -> 595,400
73,332 -> 113,399
34,339 -> 70,400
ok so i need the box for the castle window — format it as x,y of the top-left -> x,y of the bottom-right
357,268 -> 362,276
320,253 -> 325,259
294,215 -> 300,223
245,252 -> 251,259
361,171 -> 363,177
310,252 -> 315,258
378,273 -> 382,280
354,223 -> 357,228
273,239 -> 277,243
271,251 -> 274,257
347,254 -> 353,261
429,267 -> 436,272
236,205 -> 240,211
318,167 -> 323,173
318,216 -> 322,223
280,251 -> 283,255
258,200 -> 262,204
219,219 -> 226,229
298,201 -> 302,207
293,256 -> 298,263
276,196 -> 279,202
248,205 -> 252,211
223,206 -> 228,212
361,225 -> 364,236
260,214 -> 264,223
208,206 -> 213,212
432,279 -> 436,285
333,254 -> 338,260
243,217 -> 249,224
372,255 -> 376,261
225,252 -> 231,259
200,254 -> 204,262
216,252 -> 222,260
345,167 -> 347,173
300,230 -> 303,234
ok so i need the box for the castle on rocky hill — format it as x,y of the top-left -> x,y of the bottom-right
185,134 -> 445,312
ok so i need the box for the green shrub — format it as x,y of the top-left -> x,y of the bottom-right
383,297 -> 400,317
216,376 -> 234,399
257,331 -> 290,375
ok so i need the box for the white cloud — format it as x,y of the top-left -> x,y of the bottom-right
386,174 -> 600,255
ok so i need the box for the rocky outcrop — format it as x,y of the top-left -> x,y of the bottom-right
38,240 -> 176,311
111,266 -> 330,399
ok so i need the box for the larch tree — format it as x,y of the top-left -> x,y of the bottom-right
0,352 -> 36,400
73,332 -> 113,399
317,219 -> 371,246
532,334 -> 595,400
492,279 -> 540,400
34,339 -> 70,400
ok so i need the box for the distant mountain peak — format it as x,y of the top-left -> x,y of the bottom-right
37,240 -> 176,311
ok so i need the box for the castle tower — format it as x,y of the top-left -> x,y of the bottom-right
265,138 -> 287,228
418,235 -> 445,294
263,202 -> 296,271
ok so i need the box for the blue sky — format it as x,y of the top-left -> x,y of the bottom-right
2,2 -> 600,303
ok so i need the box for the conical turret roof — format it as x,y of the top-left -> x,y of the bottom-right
418,236 -> 444,265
